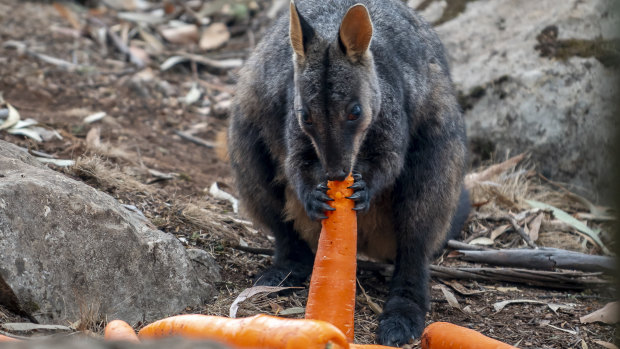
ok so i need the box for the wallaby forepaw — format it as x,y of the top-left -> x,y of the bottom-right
303,182 -> 335,221
348,171 -> 370,212
377,301 -> 424,346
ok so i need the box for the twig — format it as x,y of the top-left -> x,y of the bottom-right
233,245 -> 274,256
505,214 -> 538,248
174,130 -> 216,148
87,17 -> 145,68
446,239 -> 492,251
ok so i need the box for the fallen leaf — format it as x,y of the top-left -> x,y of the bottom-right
580,302 -> 619,324
495,286 -> 520,292
582,340 -> 589,349
229,286 -> 294,318
493,299 -> 546,313
469,237 -> 495,246
83,112 -> 107,124
7,128 -> 42,142
182,83 -> 202,105
200,22 -> 230,51
442,280 -> 485,296
438,284 -> 460,310
490,224 -> 510,241
35,158 -> 75,167
526,200 -> 610,255
527,212 -> 544,242
357,279 -> 382,315
52,2 -> 81,30
160,24 -> 199,44
0,103 -> 20,131
547,303 -> 575,314
209,182 -> 239,213
593,340 -> 619,349
86,127 -> 101,149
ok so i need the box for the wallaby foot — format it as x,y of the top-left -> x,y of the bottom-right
377,296 -> 425,346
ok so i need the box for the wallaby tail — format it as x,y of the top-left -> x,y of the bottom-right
433,186 -> 470,259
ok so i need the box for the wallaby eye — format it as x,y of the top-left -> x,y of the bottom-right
348,104 -> 362,121
299,109 -> 312,125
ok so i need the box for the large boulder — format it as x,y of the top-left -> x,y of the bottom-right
427,0 -> 619,203
0,140 -> 219,324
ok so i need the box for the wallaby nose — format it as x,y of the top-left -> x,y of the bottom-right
326,169 -> 348,181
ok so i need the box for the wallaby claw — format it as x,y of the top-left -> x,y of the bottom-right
348,172 -> 370,213
304,181 -> 336,221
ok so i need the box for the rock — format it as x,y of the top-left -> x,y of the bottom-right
0,140 -> 217,324
431,0 -> 619,203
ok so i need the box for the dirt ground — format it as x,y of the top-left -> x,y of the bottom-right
0,1 -> 617,348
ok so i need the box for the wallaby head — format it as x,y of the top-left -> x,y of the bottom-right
289,1 -> 381,181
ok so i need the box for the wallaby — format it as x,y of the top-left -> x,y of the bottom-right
228,0 -> 469,345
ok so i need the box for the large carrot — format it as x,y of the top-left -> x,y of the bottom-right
421,322 -> 518,349
104,320 -> 140,343
0,334 -> 19,342
305,174 -> 357,341
137,314 -> 349,349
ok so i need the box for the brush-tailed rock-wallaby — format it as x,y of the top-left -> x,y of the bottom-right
229,0 -> 469,345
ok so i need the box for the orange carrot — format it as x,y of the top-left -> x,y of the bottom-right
0,334 -> 19,342
137,314 -> 349,349
104,320 -> 140,343
421,322 -> 518,349
305,174 -> 357,342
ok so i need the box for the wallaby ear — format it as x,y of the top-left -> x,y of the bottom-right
339,4 -> 373,60
289,0 -> 314,58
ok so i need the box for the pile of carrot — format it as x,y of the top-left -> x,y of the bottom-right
2,174 -> 518,348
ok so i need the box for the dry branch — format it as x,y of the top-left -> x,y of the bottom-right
429,265 -> 608,290
232,245 -> 608,290
453,248 -> 615,274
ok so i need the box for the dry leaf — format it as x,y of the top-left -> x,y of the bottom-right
493,299 -> 546,313
161,24 -> 199,44
7,128 -> 42,142
209,182 -> 239,213
85,127 -> 101,149
52,2 -> 81,31
200,23 -> 230,51
527,212 -> 544,242
580,302 -> 619,324
0,103 -> 20,131
438,284 -> 460,310
357,279 -> 382,315
581,340 -> 589,349
490,224 -> 510,241
36,158 -> 75,167
469,237 -> 495,246
442,280 -> 485,296
84,112 -> 107,124
593,340 -> 619,349
229,286 -> 294,318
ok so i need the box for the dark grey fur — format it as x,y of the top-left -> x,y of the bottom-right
229,0 -> 469,345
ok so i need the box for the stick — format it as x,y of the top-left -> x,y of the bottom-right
174,130 -> 216,148
232,245 -> 607,289
452,248 -> 615,274
429,265 -> 608,290
446,239 -> 492,251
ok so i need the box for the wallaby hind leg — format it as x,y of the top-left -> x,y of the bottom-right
377,139 -> 465,346
229,118 -> 314,287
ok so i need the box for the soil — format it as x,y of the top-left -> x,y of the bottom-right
0,1 -> 617,348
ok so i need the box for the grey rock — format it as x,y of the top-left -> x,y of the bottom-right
433,0 -> 619,203
186,249 -> 222,284
0,140 -> 217,324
